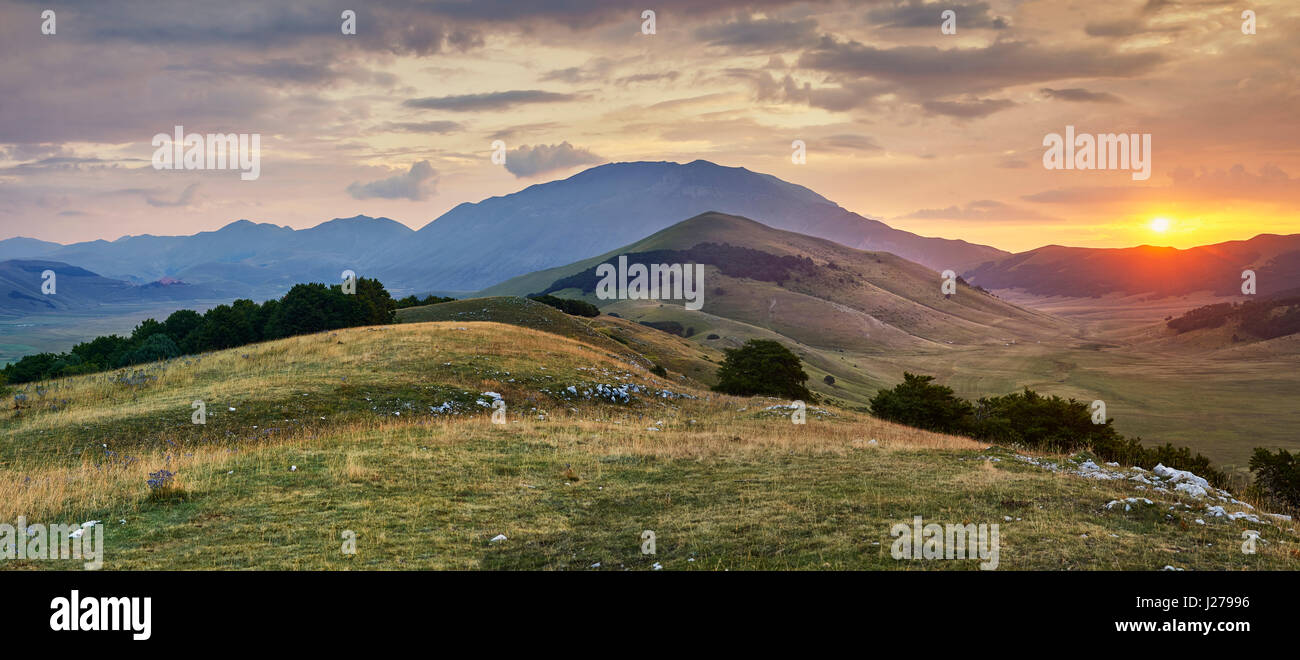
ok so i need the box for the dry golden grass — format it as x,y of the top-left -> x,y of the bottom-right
4,320 -> 1295,571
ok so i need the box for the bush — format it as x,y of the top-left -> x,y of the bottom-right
712,339 -> 811,400
395,294 -> 455,309
823,375 -> 836,385
1250,448 -> 1300,511
527,294 -> 599,317
638,320 -> 686,336
868,373 -> 972,434
867,373 -> 1228,487
970,388 -> 1116,452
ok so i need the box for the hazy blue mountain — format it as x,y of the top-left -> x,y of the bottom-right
0,237 -> 61,261
41,215 -> 414,299
0,260 -> 224,316
2,162 -> 1007,298
378,160 -> 1008,292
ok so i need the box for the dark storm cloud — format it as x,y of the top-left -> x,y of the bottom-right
404,90 -> 578,112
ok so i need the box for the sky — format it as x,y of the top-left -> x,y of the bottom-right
1,0 -> 1297,253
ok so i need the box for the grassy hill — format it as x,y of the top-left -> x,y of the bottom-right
2,319 -> 1296,570
478,212 -> 1075,407
473,215 -> 1300,473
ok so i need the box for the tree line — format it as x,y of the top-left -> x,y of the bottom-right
2,278 -> 397,384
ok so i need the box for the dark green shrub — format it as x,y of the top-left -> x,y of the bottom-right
527,294 -> 599,317
712,339 -> 811,400
1250,448 -> 1300,511
868,373 -> 972,434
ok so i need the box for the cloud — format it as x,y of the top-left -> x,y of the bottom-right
922,98 -> 1015,119
693,15 -> 820,51
731,70 -> 890,112
866,1 -> 1009,29
378,121 -> 465,134
346,161 -> 438,200
403,90 -> 577,112
1023,165 -> 1300,206
1039,87 -> 1123,104
796,38 -> 1164,97
900,199 -> 1054,221
112,183 -> 201,208
821,134 -> 883,152
503,142 -> 603,178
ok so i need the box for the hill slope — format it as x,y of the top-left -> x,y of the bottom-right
965,234 -> 1300,298
481,212 -> 1070,404
2,321 -> 1293,570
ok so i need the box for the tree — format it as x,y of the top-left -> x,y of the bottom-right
265,283 -> 359,338
130,318 -> 166,343
71,334 -> 131,370
125,333 -> 180,364
970,388 -> 1117,451
868,372 -> 973,435
355,277 -> 397,325
712,339 -> 811,400
162,309 -> 203,346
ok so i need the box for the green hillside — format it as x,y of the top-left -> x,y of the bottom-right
2,319 -> 1295,570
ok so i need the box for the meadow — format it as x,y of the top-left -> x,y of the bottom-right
2,318 -> 1295,570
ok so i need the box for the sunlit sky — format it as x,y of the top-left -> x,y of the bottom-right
2,0 -> 1297,252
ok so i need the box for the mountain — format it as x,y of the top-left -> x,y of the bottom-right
0,162 -> 1005,298
0,259 -> 223,316
479,212 -> 1067,405
376,160 -> 1008,292
0,237 -> 61,261
26,215 -> 415,299
964,234 -> 1300,298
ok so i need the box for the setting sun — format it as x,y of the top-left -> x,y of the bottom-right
1149,217 -> 1172,233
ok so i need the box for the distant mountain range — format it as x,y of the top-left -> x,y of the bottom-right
1,159 -> 1292,304
0,259 -> 224,316
0,216 -> 415,299
0,160 -> 1005,297
964,234 -> 1300,298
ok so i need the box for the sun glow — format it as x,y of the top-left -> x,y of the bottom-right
1149,217 -> 1171,233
